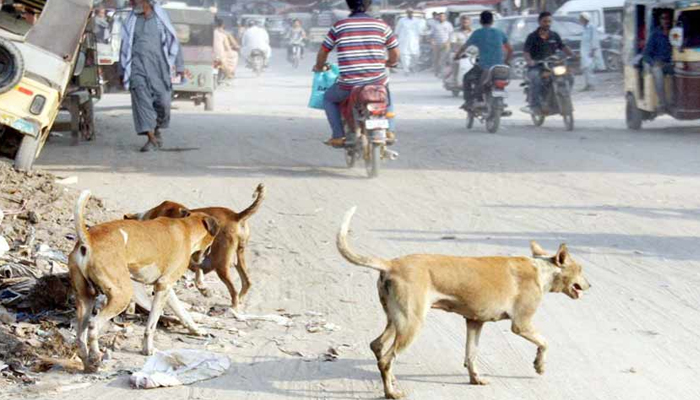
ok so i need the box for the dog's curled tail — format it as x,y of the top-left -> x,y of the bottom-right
74,190 -> 92,280
337,207 -> 389,272
238,183 -> 266,221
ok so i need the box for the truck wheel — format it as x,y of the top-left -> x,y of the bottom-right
14,134 -> 42,171
204,93 -> 214,111
0,38 -> 24,94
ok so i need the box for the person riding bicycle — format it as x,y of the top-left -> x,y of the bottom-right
287,19 -> 307,63
455,11 -> 512,109
523,11 -> 576,113
313,0 -> 400,148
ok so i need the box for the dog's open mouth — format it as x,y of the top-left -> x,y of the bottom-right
571,283 -> 583,299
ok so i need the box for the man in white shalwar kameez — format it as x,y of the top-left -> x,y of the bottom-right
579,12 -> 605,91
395,9 -> 425,74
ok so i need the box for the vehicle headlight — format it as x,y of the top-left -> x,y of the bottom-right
553,65 -> 568,76
29,95 -> 46,115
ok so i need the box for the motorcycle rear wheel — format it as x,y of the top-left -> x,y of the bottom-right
366,142 -> 381,178
486,98 -> 503,134
345,150 -> 357,168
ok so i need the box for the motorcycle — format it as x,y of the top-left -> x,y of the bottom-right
462,60 -> 512,134
522,55 -> 575,131
340,85 -> 398,178
247,49 -> 266,76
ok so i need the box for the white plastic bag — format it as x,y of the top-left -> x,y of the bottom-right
130,349 -> 230,389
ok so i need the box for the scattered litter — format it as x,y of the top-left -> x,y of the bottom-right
36,244 -> 69,264
305,320 -> 340,334
130,349 -> 230,389
0,305 -> 16,324
55,176 -> 79,185
305,311 -> 324,317
625,367 -> 638,374
278,347 -> 306,358
0,236 -> 9,257
441,235 -> 457,240
234,313 -> 293,327
322,347 -> 340,362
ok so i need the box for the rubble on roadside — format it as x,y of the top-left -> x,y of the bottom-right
0,160 -> 118,386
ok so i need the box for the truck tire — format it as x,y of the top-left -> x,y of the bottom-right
204,93 -> 214,111
0,38 -> 24,94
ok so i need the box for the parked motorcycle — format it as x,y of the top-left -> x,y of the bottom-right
247,49 -> 266,76
462,61 -> 512,134
340,85 -> 397,178
522,55 -> 575,131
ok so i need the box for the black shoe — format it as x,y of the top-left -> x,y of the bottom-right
140,140 -> 158,152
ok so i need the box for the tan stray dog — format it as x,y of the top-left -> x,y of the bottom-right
124,184 -> 265,310
68,191 -> 220,372
337,207 -> 591,399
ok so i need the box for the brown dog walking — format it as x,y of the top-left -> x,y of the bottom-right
337,207 -> 591,399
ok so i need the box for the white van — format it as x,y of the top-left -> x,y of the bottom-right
556,0 -> 625,35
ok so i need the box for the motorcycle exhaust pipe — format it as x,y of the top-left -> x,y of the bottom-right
384,149 -> 399,161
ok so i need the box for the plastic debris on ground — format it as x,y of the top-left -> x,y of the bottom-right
130,349 -> 231,389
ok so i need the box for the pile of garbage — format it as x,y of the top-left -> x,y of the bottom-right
0,161 -> 117,385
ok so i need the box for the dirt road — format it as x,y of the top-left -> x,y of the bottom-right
17,56 -> 700,400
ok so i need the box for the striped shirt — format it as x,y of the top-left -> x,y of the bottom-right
322,13 -> 398,89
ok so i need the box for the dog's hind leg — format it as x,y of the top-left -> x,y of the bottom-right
234,237 -> 252,305
464,319 -> 488,385
511,319 -> 548,375
86,277 -> 132,372
370,321 -> 395,361
69,265 -> 95,370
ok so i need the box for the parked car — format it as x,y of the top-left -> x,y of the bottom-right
493,15 -> 621,79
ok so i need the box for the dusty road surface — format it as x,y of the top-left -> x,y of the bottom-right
10,55 -> 700,400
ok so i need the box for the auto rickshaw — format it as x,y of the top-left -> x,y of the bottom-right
624,0 -> 700,129
0,0 -> 94,171
165,3 -> 216,111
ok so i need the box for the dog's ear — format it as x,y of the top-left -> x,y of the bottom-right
203,216 -> 220,236
554,244 -> 569,267
178,207 -> 191,218
530,241 -> 549,257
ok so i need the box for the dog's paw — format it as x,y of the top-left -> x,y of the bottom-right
142,346 -> 156,356
470,376 -> 489,386
385,390 -> 405,399
534,360 -> 546,375
199,287 -> 214,298
191,328 -> 209,337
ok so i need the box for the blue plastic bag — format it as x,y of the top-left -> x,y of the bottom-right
308,64 -> 340,110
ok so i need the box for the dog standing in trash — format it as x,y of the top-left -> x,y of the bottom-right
336,207 -> 591,399
68,190 -> 220,372
124,184 -> 265,311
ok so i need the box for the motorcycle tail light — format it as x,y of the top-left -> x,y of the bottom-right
366,103 -> 387,115
553,65 -> 568,76
30,95 -> 46,115
493,80 -> 509,89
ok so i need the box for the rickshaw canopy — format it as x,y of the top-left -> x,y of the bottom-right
25,0 -> 93,61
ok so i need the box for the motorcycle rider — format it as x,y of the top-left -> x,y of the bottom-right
314,0 -> 400,148
286,18 -> 307,63
523,11 -> 576,113
242,19 -> 271,67
455,11 -> 512,109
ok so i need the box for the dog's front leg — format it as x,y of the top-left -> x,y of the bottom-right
511,321 -> 548,375
167,289 -> 208,336
142,286 -> 170,356
194,265 -> 213,298
464,319 -> 488,385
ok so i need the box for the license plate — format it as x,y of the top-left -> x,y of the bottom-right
365,119 -> 389,130
492,91 -> 508,98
